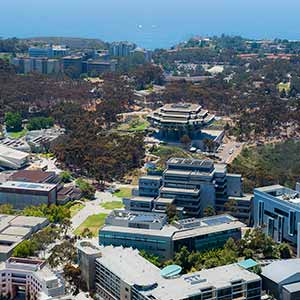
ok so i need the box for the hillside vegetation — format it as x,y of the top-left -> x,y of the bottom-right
229,140 -> 300,192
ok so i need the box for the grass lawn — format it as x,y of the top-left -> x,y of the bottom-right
207,119 -> 227,130
8,129 -> 28,139
117,118 -> 149,132
69,203 -> 84,217
113,187 -> 132,198
101,201 -> 124,210
74,213 -> 108,237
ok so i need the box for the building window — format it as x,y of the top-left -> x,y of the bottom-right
288,211 -> 296,236
258,201 -> 264,226
268,218 -> 274,238
278,216 -> 284,243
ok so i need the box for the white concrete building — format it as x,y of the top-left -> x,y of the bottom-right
77,241 -> 262,300
0,145 -> 29,170
0,257 -> 64,300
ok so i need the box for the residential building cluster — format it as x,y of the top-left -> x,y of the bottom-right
11,41 -> 152,77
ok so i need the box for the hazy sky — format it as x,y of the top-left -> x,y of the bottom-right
2,0 -> 300,48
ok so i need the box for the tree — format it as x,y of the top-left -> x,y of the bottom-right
4,112 -> 22,132
166,204 -> 177,223
13,240 -> 35,257
81,228 -> 93,238
174,246 -> 191,272
27,116 -> 54,131
224,199 -> 238,214
203,206 -> 216,217
63,264 -> 87,294
59,171 -> 73,183
278,243 -> 292,259
180,134 -> 191,148
243,248 -> 255,259
75,179 -> 96,200
140,250 -> 161,267
0,204 -> 14,214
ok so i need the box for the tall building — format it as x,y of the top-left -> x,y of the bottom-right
147,103 -> 215,141
28,45 -> 69,58
253,184 -> 300,256
124,157 -> 251,220
99,210 -> 245,260
109,41 -> 136,57
0,257 -> 64,300
0,181 -> 57,209
77,241 -> 262,300
61,56 -> 83,77
12,57 -> 61,75
130,47 -> 152,62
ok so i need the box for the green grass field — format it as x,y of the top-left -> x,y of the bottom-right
74,213 -> 108,237
117,118 -> 149,132
113,187 -> 132,198
69,203 -> 84,217
100,201 -> 124,210
7,129 -> 28,139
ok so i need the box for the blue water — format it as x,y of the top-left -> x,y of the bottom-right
2,0 -> 300,49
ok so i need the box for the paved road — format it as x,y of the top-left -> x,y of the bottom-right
71,191 -> 122,231
217,141 -> 243,163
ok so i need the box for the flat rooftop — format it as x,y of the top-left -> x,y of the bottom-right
167,157 -> 214,170
0,145 -> 29,160
161,103 -> 202,112
9,170 -> 56,183
255,184 -> 300,205
96,245 -> 260,300
0,214 -> 48,257
101,214 -> 245,240
0,181 -> 57,192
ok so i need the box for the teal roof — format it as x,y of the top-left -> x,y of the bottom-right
238,259 -> 258,269
160,264 -> 182,278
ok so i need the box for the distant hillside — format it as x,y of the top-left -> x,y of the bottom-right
23,37 -> 108,50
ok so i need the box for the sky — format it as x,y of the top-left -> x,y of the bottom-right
1,0 -> 300,49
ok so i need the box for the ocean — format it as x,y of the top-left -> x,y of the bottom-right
2,0 -> 300,49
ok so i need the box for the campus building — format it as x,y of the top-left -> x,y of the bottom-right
124,157 -> 252,221
0,181 -> 57,209
0,214 -> 48,261
77,241 -> 262,300
147,103 -> 215,141
253,184 -> 300,256
0,257 -> 64,300
0,145 -> 29,170
261,259 -> 300,300
109,41 -> 136,57
83,59 -> 117,76
99,210 -> 245,260
12,57 -> 61,75
28,45 -> 69,58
